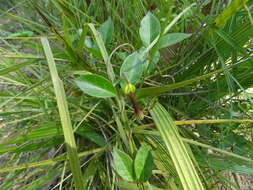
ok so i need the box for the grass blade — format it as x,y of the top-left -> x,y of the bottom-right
137,66 -> 234,99
0,148 -> 103,173
182,138 -> 253,163
150,103 -> 204,190
0,61 -> 31,75
41,37 -> 84,190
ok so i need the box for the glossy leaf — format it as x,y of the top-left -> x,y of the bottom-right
98,18 -> 114,46
139,12 -> 160,47
75,74 -> 116,98
134,145 -> 153,182
113,148 -> 135,182
158,33 -> 192,49
120,51 -> 145,87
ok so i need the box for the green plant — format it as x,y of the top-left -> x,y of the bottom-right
1,0 -> 253,189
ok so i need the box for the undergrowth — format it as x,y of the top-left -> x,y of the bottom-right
0,0 -> 253,189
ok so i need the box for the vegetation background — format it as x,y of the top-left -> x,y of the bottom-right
0,0 -> 253,189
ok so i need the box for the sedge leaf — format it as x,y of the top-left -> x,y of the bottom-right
75,74 -> 116,98
139,12 -> 160,47
113,148 -> 135,182
158,33 -> 192,49
134,145 -> 153,182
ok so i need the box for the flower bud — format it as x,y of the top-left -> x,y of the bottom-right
123,83 -> 136,95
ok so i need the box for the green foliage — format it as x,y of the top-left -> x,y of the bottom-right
215,0 -> 249,27
41,37 -> 85,190
134,145 -> 153,182
158,33 -> 192,49
139,12 -> 161,47
8,31 -> 34,37
113,148 -> 135,182
150,103 -> 204,190
1,0 -> 253,189
98,18 -> 114,47
120,51 -> 145,87
75,74 -> 117,98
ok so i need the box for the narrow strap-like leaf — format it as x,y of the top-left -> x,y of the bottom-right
150,103 -> 204,190
41,37 -> 85,190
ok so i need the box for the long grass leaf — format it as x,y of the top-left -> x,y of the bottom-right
135,131 -> 253,163
41,37 -> 85,190
182,138 -> 253,163
0,148 -> 103,173
0,61 -> 31,75
137,67 -> 227,99
150,103 -> 204,190
175,119 -> 253,125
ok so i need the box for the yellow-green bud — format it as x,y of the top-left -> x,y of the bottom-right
123,83 -> 136,95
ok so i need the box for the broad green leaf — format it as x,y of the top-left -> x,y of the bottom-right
75,74 -> 116,98
215,0 -> 248,27
98,18 -> 114,46
139,12 -> 161,47
120,52 -> 144,87
113,148 -> 135,182
150,103 -> 204,190
134,145 -> 153,182
158,33 -> 192,49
